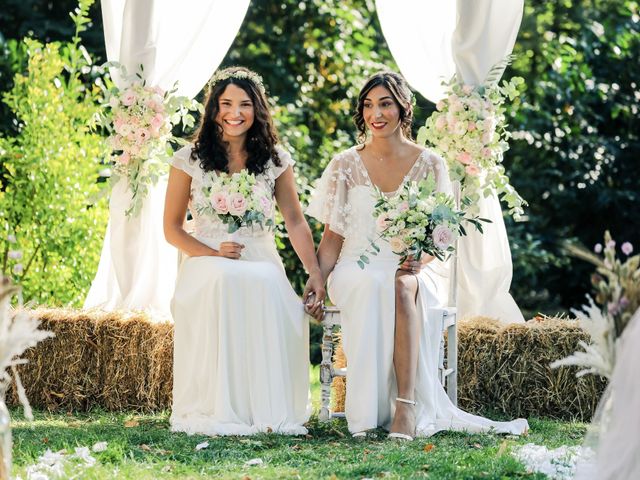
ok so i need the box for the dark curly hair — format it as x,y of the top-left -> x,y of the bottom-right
353,71 -> 414,144
191,67 -> 280,174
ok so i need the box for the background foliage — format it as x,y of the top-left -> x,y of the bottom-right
0,0 -> 109,305
0,0 -> 638,319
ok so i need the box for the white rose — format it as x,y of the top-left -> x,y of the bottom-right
389,236 -> 408,254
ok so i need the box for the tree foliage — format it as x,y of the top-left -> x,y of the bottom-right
506,0 -> 640,313
0,0 -> 109,305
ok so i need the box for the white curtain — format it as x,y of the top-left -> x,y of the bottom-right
85,0 -> 250,318
376,0 -> 525,323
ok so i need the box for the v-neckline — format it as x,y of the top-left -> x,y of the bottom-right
353,146 -> 425,195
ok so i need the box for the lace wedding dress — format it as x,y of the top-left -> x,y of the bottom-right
169,145 -> 311,436
307,146 -> 528,436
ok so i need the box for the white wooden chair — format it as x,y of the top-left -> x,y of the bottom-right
318,304 -> 458,421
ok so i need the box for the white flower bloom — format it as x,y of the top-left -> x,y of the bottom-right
195,441 -> 209,451
92,441 -> 108,453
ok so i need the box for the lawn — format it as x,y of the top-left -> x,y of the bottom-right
9,368 -> 587,479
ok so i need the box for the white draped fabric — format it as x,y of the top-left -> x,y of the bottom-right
85,0 -> 250,317
376,0 -> 525,323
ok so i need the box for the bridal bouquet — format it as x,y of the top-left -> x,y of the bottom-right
418,57 -> 526,219
101,66 -> 201,217
358,177 -> 489,269
195,170 -> 275,235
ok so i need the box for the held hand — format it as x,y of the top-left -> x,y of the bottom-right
303,273 -> 326,320
217,241 -> 245,259
399,254 -> 434,274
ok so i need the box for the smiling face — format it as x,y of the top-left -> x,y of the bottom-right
214,83 -> 255,141
362,85 -> 404,139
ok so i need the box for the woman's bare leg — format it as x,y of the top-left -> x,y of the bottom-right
389,270 -> 420,437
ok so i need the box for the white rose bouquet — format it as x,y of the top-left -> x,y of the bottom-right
195,170 -> 275,235
358,177 -> 489,269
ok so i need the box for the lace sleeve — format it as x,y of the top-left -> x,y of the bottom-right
305,153 -> 354,237
429,151 -> 453,195
171,145 -> 197,178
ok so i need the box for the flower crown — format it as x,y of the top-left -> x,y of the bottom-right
207,69 -> 266,94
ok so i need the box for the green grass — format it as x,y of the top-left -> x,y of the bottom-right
9,367 -> 587,479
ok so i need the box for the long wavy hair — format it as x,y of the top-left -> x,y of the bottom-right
353,71 -> 414,145
191,67 -> 280,174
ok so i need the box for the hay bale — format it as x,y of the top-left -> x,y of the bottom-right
7,308 -> 173,412
458,316 -> 605,420
332,316 -> 606,420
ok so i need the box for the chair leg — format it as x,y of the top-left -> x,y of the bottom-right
447,322 -> 458,406
319,319 -> 334,422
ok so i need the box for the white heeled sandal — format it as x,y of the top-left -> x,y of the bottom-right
388,397 -> 416,441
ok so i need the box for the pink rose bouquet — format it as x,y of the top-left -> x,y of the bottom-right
101,65 -> 202,217
418,57 -> 526,219
358,178 -> 489,269
195,170 -> 275,235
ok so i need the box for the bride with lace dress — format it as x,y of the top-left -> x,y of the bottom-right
164,67 -> 325,436
307,71 -> 528,439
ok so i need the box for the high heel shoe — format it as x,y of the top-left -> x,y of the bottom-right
388,397 -> 416,441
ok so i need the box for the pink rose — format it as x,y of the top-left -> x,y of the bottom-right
457,152 -> 472,165
121,89 -> 137,106
398,201 -> 409,212
136,128 -> 151,143
211,192 -> 229,214
113,116 -> 125,131
150,113 -> 164,129
376,214 -> 389,232
118,152 -> 130,165
462,84 -> 474,95
435,116 -> 447,131
467,122 -> 477,132
436,100 -> 445,111
465,164 -> 481,176
481,131 -> 493,145
432,225 -> 454,250
481,147 -> 492,158
621,242 -> 633,255
228,192 -> 248,216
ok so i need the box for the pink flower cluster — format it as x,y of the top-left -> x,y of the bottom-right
108,83 -> 169,165
196,170 -> 275,234
420,73 -> 526,219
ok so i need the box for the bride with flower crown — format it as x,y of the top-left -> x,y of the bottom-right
164,67 -> 325,436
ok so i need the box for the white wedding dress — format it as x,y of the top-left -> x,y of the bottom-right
574,307 -> 640,480
169,145 -> 311,436
307,146 -> 528,436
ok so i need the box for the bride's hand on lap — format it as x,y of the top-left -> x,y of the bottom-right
303,273 -> 326,320
216,241 -> 244,259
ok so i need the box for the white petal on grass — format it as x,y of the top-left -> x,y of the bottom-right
512,443 -> 583,480
195,440 -> 209,451
92,441 -> 108,452
244,458 -> 264,467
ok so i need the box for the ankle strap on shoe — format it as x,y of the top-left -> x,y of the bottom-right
396,397 -> 416,405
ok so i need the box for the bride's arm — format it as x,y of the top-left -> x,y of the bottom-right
274,166 -> 326,315
164,167 -> 240,259
316,226 -> 344,283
